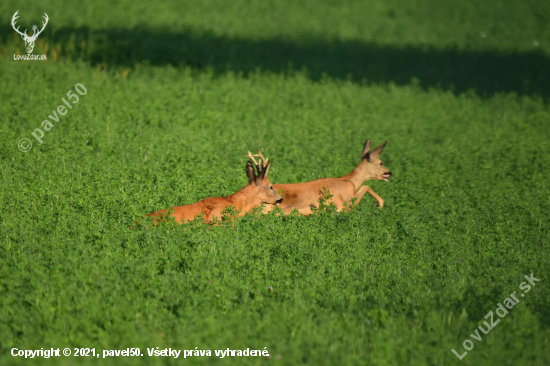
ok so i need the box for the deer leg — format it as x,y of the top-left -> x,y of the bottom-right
354,185 -> 384,208
332,195 -> 346,212
206,208 -> 222,225
261,204 -> 277,213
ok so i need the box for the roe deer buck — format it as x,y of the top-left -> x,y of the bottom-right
143,150 -> 282,225
266,140 -> 391,215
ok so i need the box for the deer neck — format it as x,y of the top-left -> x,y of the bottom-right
343,160 -> 374,190
227,184 -> 258,212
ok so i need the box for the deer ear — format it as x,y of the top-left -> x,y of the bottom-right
245,161 -> 256,183
369,141 -> 387,159
361,139 -> 371,160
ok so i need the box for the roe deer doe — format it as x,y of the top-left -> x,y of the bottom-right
266,140 -> 391,215
143,150 -> 282,225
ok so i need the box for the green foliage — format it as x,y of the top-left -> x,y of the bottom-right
0,0 -> 549,365
310,187 -> 337,214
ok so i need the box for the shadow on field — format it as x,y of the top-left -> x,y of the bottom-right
3,25 -> 550,99
449,280 -> 550,334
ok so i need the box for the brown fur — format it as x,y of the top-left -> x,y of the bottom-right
143,151 -> 282,225
266,140 -> 391,215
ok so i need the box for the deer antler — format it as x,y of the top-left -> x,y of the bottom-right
11,11 -> 27,38
246,149 -> 270,176
253,149 -> 269,168
246,150 -> 270,176
246,151 -> 259,168
31,13 -> 49,39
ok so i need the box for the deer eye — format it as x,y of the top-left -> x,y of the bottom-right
380,162 -> 383,166
270,186 -> 273,190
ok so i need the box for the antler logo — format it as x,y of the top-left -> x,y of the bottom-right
11,10 -> 49,54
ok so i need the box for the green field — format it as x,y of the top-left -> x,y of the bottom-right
1,1 -> 549,365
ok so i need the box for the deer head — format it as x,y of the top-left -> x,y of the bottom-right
246,150 -> 282,205
360,139 -> 392,181
12,11 -> 49,54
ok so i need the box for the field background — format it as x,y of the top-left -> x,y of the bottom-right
1,0 -> 549,365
